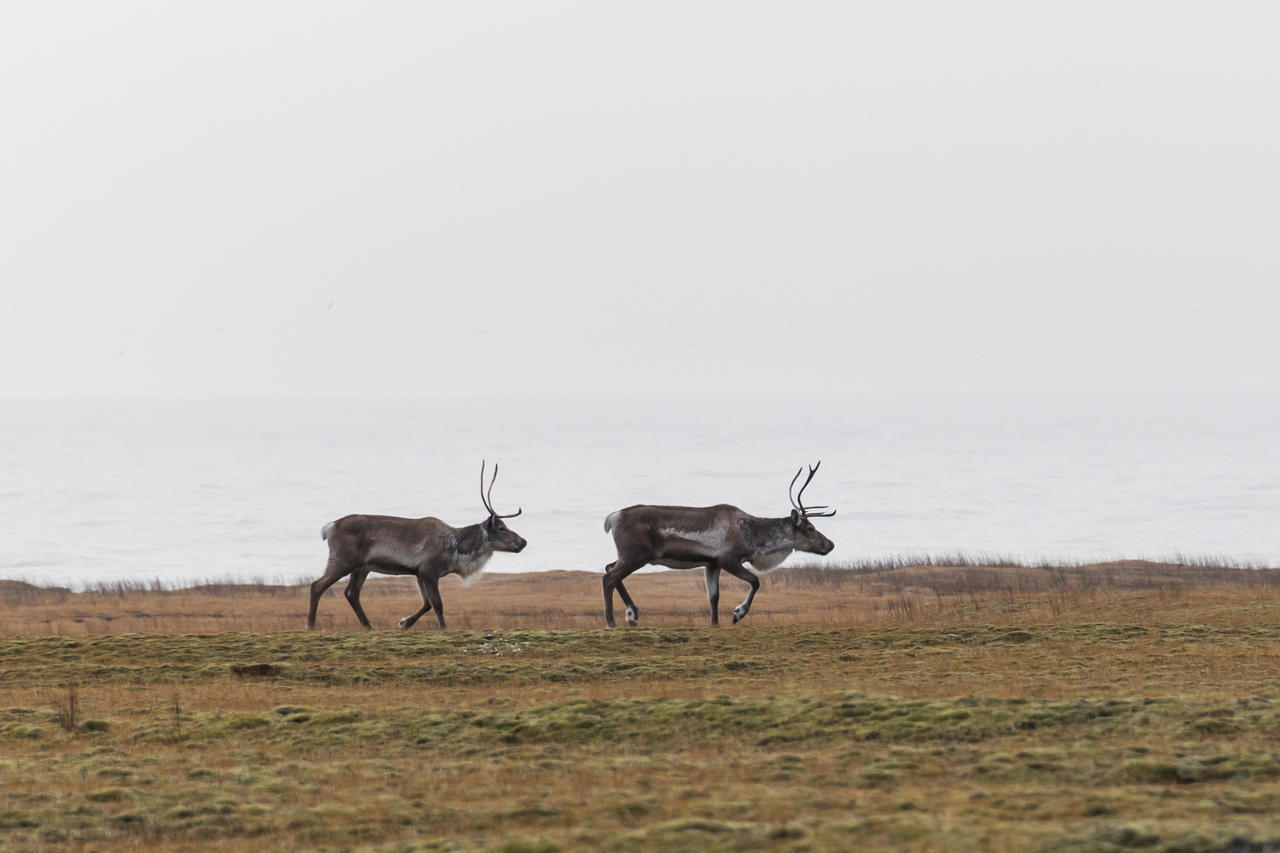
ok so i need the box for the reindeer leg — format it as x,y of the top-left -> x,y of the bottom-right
307,556 -> 352,629
720,562 -> 760,624
398,575 -> 434,630
343,567 -> 372,629
421,576 -> 446,629
602,562 -> 618,628
615,579 -> 640,626
704,565 -> 721,626
603,559 -> 643,628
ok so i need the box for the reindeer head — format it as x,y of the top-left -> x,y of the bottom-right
480,460 -> 527,553
787,461 -> 836,555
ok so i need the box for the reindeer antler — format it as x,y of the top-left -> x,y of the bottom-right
480,459 -> 522,519
789,461 -> 836,518
788,467 -> 804,511
480,459 -> 493,515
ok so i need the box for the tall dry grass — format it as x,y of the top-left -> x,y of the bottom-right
4,557 -> 1279,636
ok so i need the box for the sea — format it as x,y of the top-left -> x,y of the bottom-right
1,395 -> 1276,588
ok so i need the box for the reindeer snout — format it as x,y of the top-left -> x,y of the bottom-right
514,537 -> 527,553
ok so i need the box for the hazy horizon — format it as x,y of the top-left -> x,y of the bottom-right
4,394 -> 1277,587
4,5 -> 1276,584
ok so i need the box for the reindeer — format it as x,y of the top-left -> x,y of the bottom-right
307,461 -> 526,630
601,462 -> 836,627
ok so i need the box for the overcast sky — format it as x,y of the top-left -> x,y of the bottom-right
2,2 -> 1277,398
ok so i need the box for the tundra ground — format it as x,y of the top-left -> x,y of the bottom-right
3,563 -> 1280,851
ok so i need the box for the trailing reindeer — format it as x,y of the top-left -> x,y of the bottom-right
307,461 -> 526,630
601,462 -> 836,627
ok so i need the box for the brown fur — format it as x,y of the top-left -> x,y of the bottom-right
602,503 -> 834,627
308,513 -> 526,630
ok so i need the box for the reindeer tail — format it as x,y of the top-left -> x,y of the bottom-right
603,511 -> 621,534
321,521 -> 336,541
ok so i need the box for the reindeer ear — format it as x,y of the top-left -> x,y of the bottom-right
790,509 -> 802,525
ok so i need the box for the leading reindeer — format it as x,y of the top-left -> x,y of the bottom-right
601,462 -> 836,627
307,461 -> 526,630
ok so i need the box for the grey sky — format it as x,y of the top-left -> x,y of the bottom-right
2,2 -> 1277,397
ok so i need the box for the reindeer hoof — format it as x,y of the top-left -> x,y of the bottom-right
732,607 -> 747,624
397,618 -> 411,630
625,607 -> 638,626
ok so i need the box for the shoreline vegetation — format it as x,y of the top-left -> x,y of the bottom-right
4,561 -> 1280,850
2,556 -> 1278,635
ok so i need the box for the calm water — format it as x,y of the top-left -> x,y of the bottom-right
1,395 -> 1277,587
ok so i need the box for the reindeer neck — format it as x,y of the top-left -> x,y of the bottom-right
454,521 -> 494,557
742,515 -> 798,553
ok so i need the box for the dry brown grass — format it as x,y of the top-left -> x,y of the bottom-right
5,562 -> 1280,851
4,559 -> 1280,635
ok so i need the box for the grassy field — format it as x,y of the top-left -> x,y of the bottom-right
4,562 -> 1280,851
